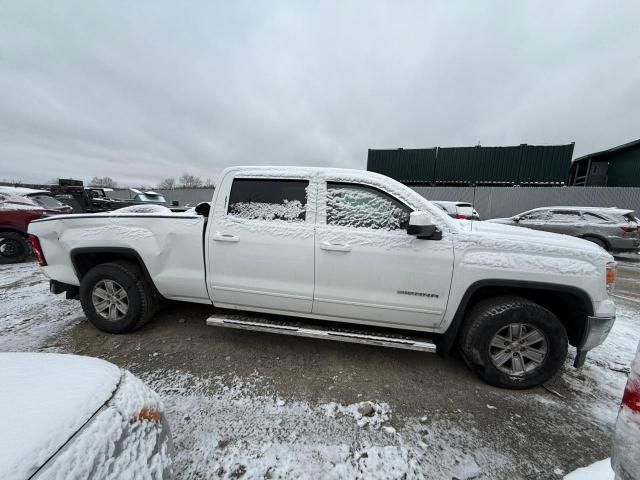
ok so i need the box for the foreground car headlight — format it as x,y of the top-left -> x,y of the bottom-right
606,262 -> 617,293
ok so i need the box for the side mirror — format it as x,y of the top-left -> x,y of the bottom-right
407,211 -> 442,240
194,202 -> 211,217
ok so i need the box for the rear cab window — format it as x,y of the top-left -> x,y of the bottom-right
227,178 -> 308,222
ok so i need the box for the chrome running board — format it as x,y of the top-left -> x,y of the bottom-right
206,314 -> 437,353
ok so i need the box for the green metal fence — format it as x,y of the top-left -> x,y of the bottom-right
368,143 -> 574,186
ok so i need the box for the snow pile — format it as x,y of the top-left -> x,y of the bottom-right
0,353 -> 121,479
113,204 -> 172,214
320,401 -> 391,428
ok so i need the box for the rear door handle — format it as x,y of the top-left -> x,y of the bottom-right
320,241 -> 351,252
213,232 -> 240,243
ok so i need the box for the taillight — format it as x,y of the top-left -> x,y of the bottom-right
455,214 -> 466,219
28,235 -> 47,266
620,225 -> 637,233
621,378 -> 640,414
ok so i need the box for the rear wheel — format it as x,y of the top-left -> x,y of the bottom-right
0,232 -> 31,264
80,261 -> 157,333
459,296 -> 568,389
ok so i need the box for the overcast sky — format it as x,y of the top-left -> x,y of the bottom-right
1,1 -> 639,186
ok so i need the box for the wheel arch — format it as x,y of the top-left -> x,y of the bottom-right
578,234 -> 610,250
436,279 -> 594,355
0,226 -> 27,235
70,247 -> 162,298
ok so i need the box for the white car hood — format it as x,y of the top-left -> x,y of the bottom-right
0,353 -> 121,480
459,220 -> 612,259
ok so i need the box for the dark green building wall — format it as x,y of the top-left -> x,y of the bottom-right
607,149 -> 640,187
367,143 -> 574,186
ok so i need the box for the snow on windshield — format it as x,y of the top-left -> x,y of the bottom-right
0,192 -> 42,211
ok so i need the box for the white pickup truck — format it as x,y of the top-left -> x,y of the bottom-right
28,167 -> 617,388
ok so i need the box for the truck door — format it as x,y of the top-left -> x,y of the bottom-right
208,175 -> 316,313
312,180 -> 454,329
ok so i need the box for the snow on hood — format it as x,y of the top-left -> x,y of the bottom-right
463,220 -> 611,257
454,220 -> 613,276
0,353 -> 121,479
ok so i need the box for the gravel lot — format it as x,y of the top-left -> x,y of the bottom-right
1,255 -> 639,479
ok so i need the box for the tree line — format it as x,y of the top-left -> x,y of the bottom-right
88,173 -> 215,190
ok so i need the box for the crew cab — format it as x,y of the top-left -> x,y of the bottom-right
28,167 -> 617,388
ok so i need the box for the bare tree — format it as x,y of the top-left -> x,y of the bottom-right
89,176 -> 118,188
158,178 -> 176,189
203,177 -> 216,188
178,173 -> 202,188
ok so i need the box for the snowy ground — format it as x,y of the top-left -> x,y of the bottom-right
1,260 -> 639,479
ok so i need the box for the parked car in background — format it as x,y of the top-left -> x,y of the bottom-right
432,201 -> 480,220
487,207 -> 640,253
0,192 -> 48,264
0,186 -> 73,214
0,352 -> 173,479
612,340 -> 640,480
129,188 -> 168,206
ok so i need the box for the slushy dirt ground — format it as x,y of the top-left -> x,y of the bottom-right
1,256 -> 639,479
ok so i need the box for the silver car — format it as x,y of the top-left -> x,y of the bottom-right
487,207 -> 640,253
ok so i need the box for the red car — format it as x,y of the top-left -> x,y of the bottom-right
0,193 -> 50,264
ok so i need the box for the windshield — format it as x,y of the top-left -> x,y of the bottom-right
134,193 -> 166,203
28,194 -> 67,209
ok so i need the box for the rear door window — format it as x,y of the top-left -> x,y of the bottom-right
582,212 -> 610,224
548,210 -> 582,222
227,178 -> 308,222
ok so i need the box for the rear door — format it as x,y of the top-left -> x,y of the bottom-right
208,175 -> 316,313
312,180 -> 454,329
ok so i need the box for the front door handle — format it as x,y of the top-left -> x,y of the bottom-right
213,232 -> 240,243
320,241 -> 351,252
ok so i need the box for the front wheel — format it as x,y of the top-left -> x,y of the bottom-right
459,296 -> 568,389
80,261 -> 157,333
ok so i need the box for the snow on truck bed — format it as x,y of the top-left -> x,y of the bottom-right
0,353 -> 121,480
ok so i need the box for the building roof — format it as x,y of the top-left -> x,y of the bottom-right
572,138 -> 640,164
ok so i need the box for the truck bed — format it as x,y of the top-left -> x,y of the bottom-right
28,213 -> 210,303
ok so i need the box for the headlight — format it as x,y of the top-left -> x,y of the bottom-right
606,262 -> 617,293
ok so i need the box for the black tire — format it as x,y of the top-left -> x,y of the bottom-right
583,236 -> 608,251
79,261 -> 157,333
459,296 -> 568,389
0,231 -> 31,264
